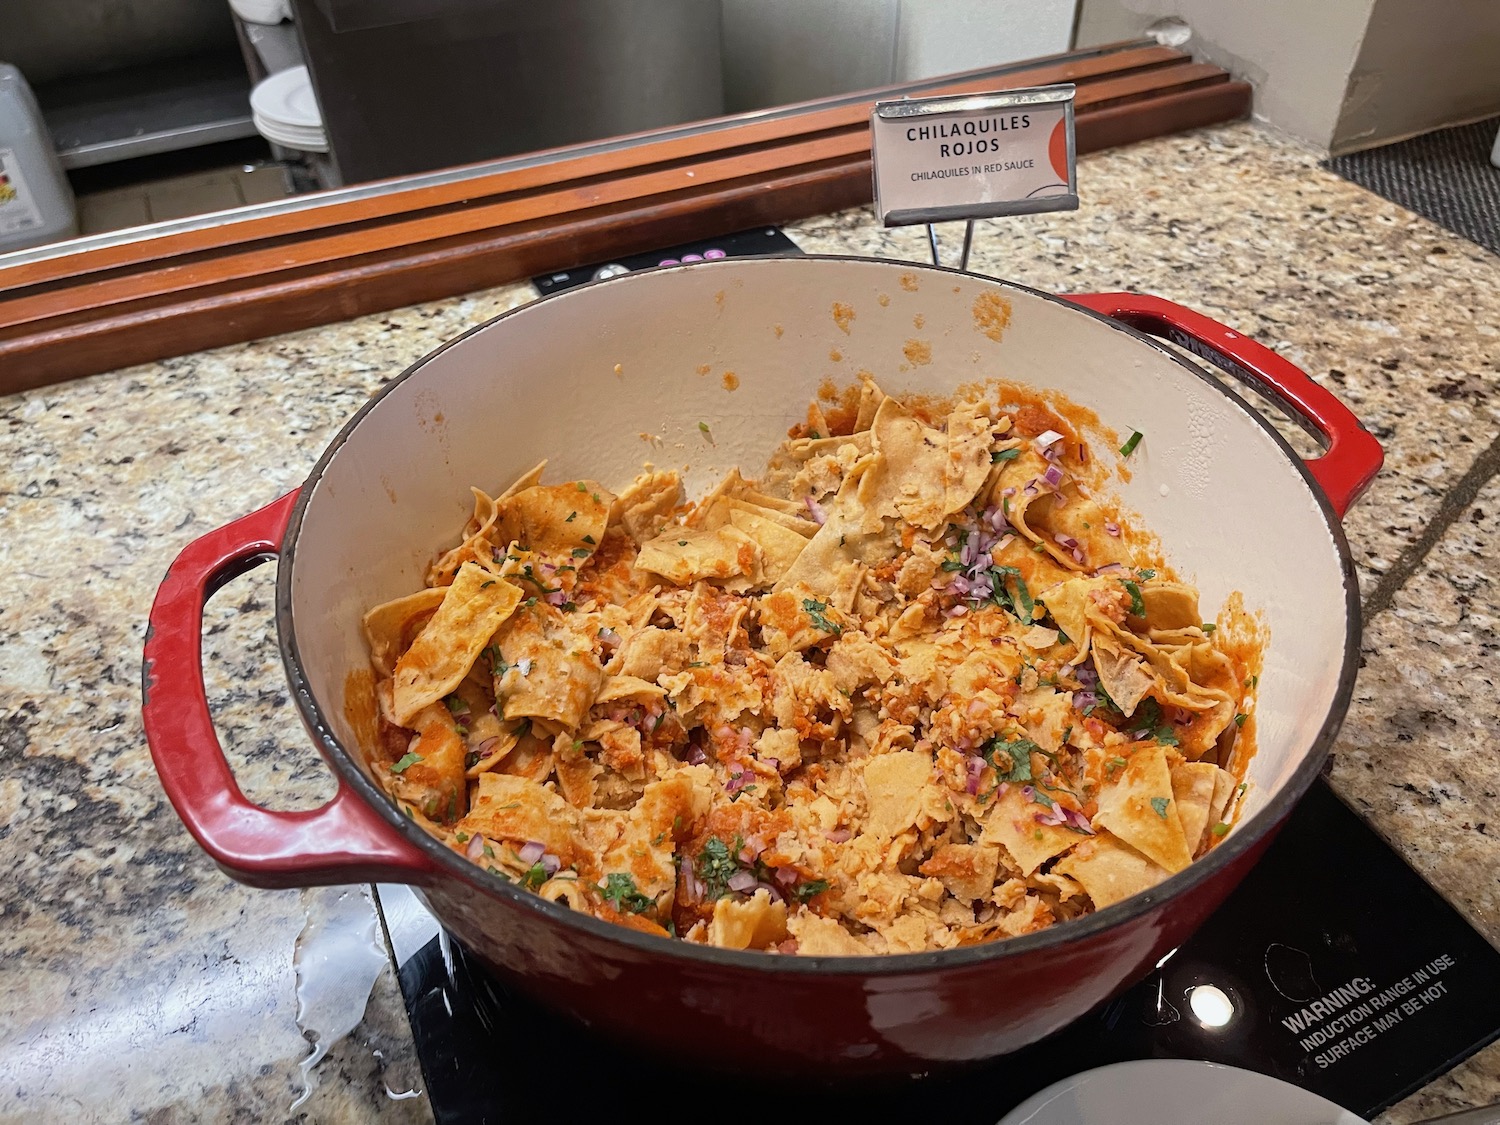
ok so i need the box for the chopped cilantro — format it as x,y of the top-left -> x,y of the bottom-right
1031,789 -> 1055,810
561,601 -> 577,612
678,540 -> 688,546
443,696 -> 466,713
1121,579 -> 1145,617
1137,568 -> 1156,580
455,831 -> 469,843
696,836 -> 743,901
598,872 -> 655,914
808,430 -> 821,439
480,580 -> 495,589
940,559 -> 965,572
803,597 -> 842,635
983,736 -> 1037,783
582,534 -> 596,544
521,596 -> 538,607
1149,796 -> 1171,819
1247,674 -> 1259,688
652,712 -> 666,732
1235,713 -> 1248,727
572,547 -> 590,558
483,843 -> 496,857
523,863 -> 548,890
576,482 -> 588,492
991,447 -> 1021,463
565,511 -> 577,522
794,879 -> 830,902
1202,622 -> 1217,634
698,421 -> 712,436
513,718 -> 531,738
390,752 -> 422,774
1212,822 -> 1230,837
1119,430 -> 1143,458
1105,756 -> 1127,778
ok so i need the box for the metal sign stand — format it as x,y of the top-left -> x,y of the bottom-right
927,219 -> 976,271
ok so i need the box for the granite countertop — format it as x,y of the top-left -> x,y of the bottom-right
2,120 -> 1497,1124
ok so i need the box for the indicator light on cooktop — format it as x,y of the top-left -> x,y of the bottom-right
681,253 -> 704,262
592,264 -> 630,280
1188,983 -> 1235,1028
704,248 -> 727,259
658,258 -> 680,266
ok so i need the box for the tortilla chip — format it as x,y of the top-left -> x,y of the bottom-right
919,843 -> 1001,902
979,783 -> 1082,875
1055,832 -> 1170,910
1141,583 -> 1200,629
708,889 -> 789,951
726,497 -> 820,538
497,460 -> 547,502
392,564 -> 522,724
1171,761 -> 1219,856
610,470 -> 683,545
852,374 -> 885,432
1091,635 -> 1156,717
491,604 -> 603,728
362,587 -> 447,677
1092,743 -> 1192,873
856,397 -> 991,532
787,911 -> 872,956
728,507 -> 809,583
1208,767 -> 1239,831
862,749 -> 934,840
635,525 -> 761,586
456,772 -> 580,864
494,481 -> 613,562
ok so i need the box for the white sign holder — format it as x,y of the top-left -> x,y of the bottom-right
870,84 -> 1079,271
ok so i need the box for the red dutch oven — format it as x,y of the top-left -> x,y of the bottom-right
142,257 -> 1381,1071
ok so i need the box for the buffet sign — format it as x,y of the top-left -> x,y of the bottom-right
871,83 -> 1078,227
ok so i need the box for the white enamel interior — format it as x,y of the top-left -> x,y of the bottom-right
286,257 -> 1351,828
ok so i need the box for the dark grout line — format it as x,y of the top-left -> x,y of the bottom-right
1362,431 -> 1500,619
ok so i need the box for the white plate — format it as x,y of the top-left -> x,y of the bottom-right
250,65 -> 323,130
252,112 -> 328,153
228,0 -> 291,24
998,1060 -> 1369,1125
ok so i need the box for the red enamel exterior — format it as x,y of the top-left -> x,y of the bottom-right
140,279 -> 1373,1070
1063,292 -> 1384,518
141,491 -> 439,889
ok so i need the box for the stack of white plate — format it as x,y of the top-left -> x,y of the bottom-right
250,66 -> 327,153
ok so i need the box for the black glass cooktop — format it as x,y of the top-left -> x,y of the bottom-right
386,780 -> 1500,1125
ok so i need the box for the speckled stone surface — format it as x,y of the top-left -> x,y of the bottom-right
1,119 -> 1498,1123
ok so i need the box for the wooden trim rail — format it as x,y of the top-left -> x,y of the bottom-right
0,41 -> 1249,393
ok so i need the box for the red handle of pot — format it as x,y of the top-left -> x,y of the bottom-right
1065,292 -> 1383,518
142,490 -> 440,890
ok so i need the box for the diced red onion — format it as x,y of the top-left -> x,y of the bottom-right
764,757 -> 781,772
1051,492 -> 1068,509
965,755 -> 984,795
945,605 -> 968,618
686,745 -> 708,765
727,870 -> 757,894
804,497 -> 828,525
1073,691 -> 1097,713
1172,707 -> 1193,726
599,627 -> 622,647
960,541 -> 976,566
1001,487 -> 1016,497
474,736 -> 499,758
1034,429 -> 1064,452
544,589 -> 567,606
1095,562 -> 1126,575
949,574 -> 972,596
1104,521 -> 1121,537
725,770 -> 752,793
1042,464 -> 1065,488
541,853 -> 562,877
1134,729 -> 1151,741
1072,548 -> 1085,564
931,577 -> 949,590
1042,445 -> 1061,463
1078,444 -> 1089,464
540,562 -> 557,575
1076,665 -> 1098,688
988,507 -> 1006,530
1054,533 -> 1079,549
1024,481 -> 1039,496
466,834 -> 486,860
518,840 -> 546,864
1065,808 -> 1096,834
1021,785 -> 1036,802
757,880 -> 786,903
774,866 -> 798,886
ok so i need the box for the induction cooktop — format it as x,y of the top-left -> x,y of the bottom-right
379,780 -> 1500,1125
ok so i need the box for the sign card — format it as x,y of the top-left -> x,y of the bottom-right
871,84 -> 1078,227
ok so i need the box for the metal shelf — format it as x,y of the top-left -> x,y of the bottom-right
36,51 -> 258,170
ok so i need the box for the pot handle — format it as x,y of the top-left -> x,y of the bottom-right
141,490 -> 440,890
1065,292 -> 1383,518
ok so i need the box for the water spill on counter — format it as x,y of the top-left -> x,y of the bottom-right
290,885 -> 392,1111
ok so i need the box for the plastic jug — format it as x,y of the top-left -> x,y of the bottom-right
0,63 -> 78,253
